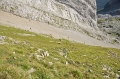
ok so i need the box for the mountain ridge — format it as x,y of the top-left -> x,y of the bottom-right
0,0 -> 120,48
0,0 -> 97,35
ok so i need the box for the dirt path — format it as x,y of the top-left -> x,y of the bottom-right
0,10 -> 120,49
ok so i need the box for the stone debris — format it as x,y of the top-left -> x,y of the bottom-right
0,36 -> 6,42
29,53 -> 34,58
48,62 -> 53,66
88,69 -> 93,73
0,36 -> 7,44
82,55 -> 87,57
57,42 -> 61,44
66,61 -> 68,65
37,48 -> 42,53
118,69 -> 120,72
41,51 -> 49,57
116,74 -> 120,79
23,55 -> 25,57
36,55 -> 43,60
104,75 -> 110,78
108,51 -> 118,58
54,58 -> 59,60
18,33 -> 35,36
13,57 -> 17,59
23,41 -> 29,45
8,37 -> 21,44
59,52 -> 64,56
110,71 -> 115,75
59,48 -> 68,58
64,55 -> 67,58
13,41 -> 20,44
29,48 -> 50,60
102,65 -> 111,71
28,68 -> 35,73
13,52 -> 15,54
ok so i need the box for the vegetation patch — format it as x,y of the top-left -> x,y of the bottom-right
0,25 -> 120,79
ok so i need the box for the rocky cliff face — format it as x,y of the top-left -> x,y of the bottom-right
0,0 -> 97,34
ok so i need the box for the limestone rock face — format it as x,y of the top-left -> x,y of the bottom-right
0,0 -> 97,33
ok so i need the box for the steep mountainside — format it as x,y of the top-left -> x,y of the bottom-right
0,0 -> 97,35
96,0 -> 109,10
98,0 -> 120,15
97,0 -> 120,44
0,0 -> 119,46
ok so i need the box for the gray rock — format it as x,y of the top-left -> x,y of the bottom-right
0,36 -> 6,42
0,0 -> 97,36
48,62 -> 53,66
0,36 -> 7,44
28,68 -> 35,73
36,55 -> 43,60
41,51 -> 49,57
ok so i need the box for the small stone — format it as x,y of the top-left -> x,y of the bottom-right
118,69 -> 120,72
44,51 -> 49,57
116,74 -> 119,78
64,55 -> 67,58
0,36 -> 6,41
83,55 -> 86,56
30,47 -> 34,49
57,42 -> 61,44
88,69 -> 93,73
13,41 -> 20,44
41,51 -> 49,57
37,48 -> 42,52
110,71 -> 115,75
29,53 -> 34,58
28,68 -> 35,73
59,52 -> 64,56
54,58 -> 59,60
104,75 -> 110,78
66,61 -> 68,65
8,37 -> 13,40
13,52 -> 15,54
36,55 -> 43,60
103,67 -> 107,71
23,55 -> 25,56
13,57 -> 17,59
23,41 -> 28,45
49,62 -> 53,66
102,65 -> 111,71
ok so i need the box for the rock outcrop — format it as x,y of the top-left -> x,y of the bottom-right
97,0 -> 120,44
97,14 -> 120,44
0,0 -> 97,34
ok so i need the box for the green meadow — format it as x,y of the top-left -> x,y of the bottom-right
0,25 -> 120,79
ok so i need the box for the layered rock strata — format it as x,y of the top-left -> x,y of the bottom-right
0,0 -> 97,34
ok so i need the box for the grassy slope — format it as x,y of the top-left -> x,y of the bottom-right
0,25 -> 120,79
